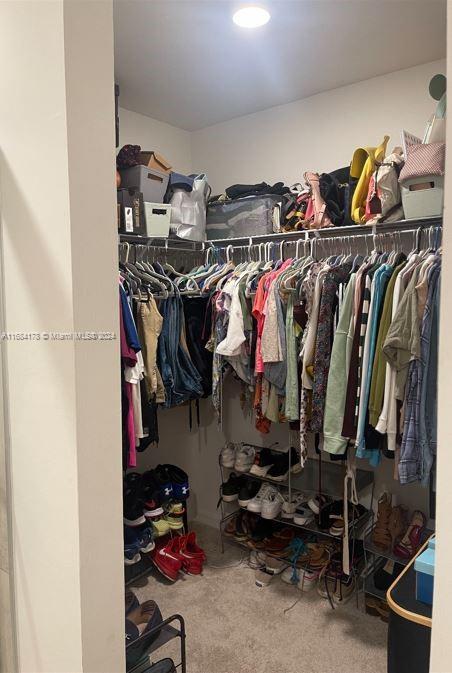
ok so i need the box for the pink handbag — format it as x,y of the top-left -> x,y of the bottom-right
399,142 -> 445,183
304,172 -> 333,229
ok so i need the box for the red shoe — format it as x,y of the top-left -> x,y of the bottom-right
181,531 -> 207,563
394,510 -> 426,560
169,536 -> 203,575
150,540 -> 182,581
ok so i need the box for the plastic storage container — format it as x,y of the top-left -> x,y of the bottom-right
144,202 -> 171,238
206,194 -> 282,240
400,175 -> 444,220
414,538 -> 435,605
119,165 -> 169,204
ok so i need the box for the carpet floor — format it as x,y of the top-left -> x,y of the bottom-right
131,523 -> 387,673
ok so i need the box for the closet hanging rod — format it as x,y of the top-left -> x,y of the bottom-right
119,215 -> 442,253
208,215 -> 442,247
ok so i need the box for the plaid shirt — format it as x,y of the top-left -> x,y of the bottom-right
399,262 -> 441,484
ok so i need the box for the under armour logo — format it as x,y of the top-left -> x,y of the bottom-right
164,487 -> 171,496
182,486 -> 188,494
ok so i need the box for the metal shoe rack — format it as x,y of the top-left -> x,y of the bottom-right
126,614 -> 187,673
362,524 -> 434,608
218,444 -> 375,604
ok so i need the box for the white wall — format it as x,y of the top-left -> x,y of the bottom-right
430,5 -> 452,670
192,60 -> 446,194
119,107 -> 192,175
0,2 -> 124,671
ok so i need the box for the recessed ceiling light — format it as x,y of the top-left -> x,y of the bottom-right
233,6 -> 270,28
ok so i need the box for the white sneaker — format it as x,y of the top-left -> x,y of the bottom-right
248,550 -> 266,569
220,442 -> 236,468
261,487 -> 284,520
247,483 -> 273,513
234,444 -> 255,473
281,492 -> 309,519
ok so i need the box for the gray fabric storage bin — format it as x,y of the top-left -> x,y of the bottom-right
119,165 -> 169,204
206,194 -> 282,240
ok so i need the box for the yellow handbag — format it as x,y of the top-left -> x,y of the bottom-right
350,135 -> 389,224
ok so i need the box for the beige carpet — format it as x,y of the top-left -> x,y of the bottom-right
131,523 -> 387,673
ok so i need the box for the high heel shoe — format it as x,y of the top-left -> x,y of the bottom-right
394,510 -> 426,559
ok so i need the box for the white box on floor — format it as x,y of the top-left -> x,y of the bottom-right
144,202 -> 172,237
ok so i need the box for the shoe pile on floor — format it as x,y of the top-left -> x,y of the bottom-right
125,589 -> 176,672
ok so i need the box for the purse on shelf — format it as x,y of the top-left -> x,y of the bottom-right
399,142 -> 445,183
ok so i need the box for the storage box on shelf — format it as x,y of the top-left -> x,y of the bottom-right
120,165 -> 169,204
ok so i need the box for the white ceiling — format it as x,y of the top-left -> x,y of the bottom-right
114,0 -> 446,131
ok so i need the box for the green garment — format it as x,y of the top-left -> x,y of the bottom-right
284,293 -> 299,421
368,263 -> 406,427
383,265 -> 421,401
323,274 -> 356,454
238,277 -> 253,331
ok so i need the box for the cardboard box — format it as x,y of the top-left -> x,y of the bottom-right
139,151 -> 172,174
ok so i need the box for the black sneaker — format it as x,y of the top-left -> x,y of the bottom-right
141,470 -> 164,518
123,473 -> 146,526
249,448 -> 275,477
267,454 -> 290,482
238,479 -> 261,507
267,447 -> 302,481
220,473 -> 242,502
153,465 -> 173,503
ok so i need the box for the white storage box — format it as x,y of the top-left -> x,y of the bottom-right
401,175 -> 444,220
144,202 -> 171,238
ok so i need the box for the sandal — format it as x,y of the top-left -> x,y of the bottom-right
394,510 -> 426,559
388,505 -> 408,549
372,493 -> 393,551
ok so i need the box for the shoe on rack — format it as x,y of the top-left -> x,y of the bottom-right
261,487 -> 284,520
123,473 -> 146,527
161,464 -> 190,501
151,515 -> 171,538
388,505 -> 408,549
153,465 -> 174,503
372,493 -> 393,551
220,442 -> 236,468
307,494 -> 328,515
238,479 -> 261,507
293,503 -> 315,526
329,516 -> 345,537
150,540 -> 183,582
281,492 -> 309,519
220,472 -> 242,502
266,454 -> 290,481
249,448 -> 275,477
289,447 -> 303,474
265,555 -> 288,575
124,536 -> 141,566
234,444 -> 256,473
142,470 -> 164,519
137,524 -> 156,553
164,502 -> 185,530
247,483 -> 274,513
394,510 -> 427,560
